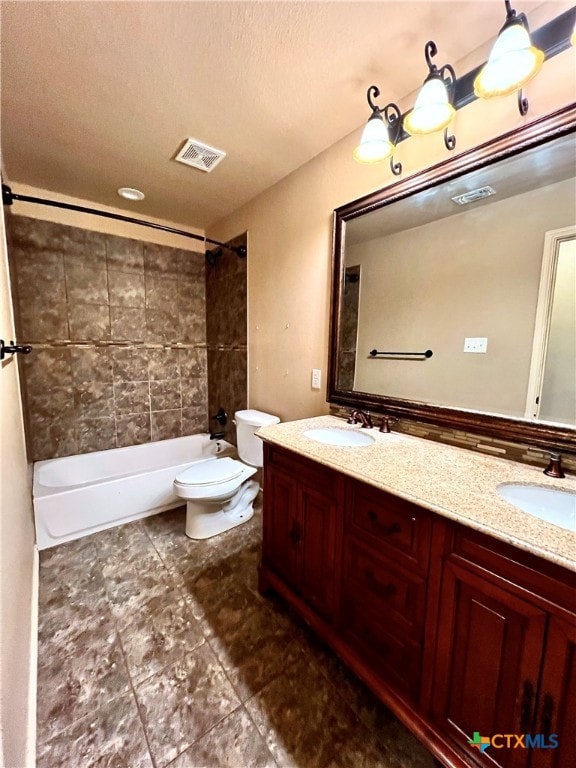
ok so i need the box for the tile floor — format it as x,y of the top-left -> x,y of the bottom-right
37,499 -> 436,768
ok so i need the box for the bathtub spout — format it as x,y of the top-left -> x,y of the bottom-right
210,431 -> 226,440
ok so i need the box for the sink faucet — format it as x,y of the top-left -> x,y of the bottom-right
543,452 -> 565,478
379,415 -> 397,433
347,409 -> 373,429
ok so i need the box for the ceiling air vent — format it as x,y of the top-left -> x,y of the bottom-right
451,186 -> 496,206
174,138 -> 226,173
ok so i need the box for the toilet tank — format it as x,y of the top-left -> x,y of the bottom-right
235,409 -> 280,467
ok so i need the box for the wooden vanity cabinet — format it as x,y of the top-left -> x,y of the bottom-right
259,443 -> 576,768
431,529 -> 576,768
340,480 -> 432,699
260,444 -> 344,622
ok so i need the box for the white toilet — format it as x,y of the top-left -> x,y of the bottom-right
174,409 -> 280,539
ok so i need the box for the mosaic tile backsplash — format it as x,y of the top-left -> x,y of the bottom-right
7,214 -> 211,460
329,404 -> 576,472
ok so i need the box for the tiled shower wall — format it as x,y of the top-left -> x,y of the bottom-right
6,214 -> 210,461
205,234 -> 248,446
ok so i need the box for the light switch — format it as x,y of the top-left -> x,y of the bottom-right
311,369 -> 321,389
464,337 -> 488,353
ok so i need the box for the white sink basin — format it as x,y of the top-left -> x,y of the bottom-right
497,483 -> 576,532
303,428 -> 375,447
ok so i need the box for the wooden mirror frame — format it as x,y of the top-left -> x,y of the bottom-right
329,104 -> 576,452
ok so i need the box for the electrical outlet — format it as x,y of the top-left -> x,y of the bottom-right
464,337 -> 488,353
311,369 -> 321,389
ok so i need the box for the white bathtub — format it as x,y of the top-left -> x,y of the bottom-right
33,434 -> 233,550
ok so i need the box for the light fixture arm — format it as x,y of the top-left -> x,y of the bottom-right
424,40 -> 439,72
420,42 -> 457,151
383,103 -> 403,175
439,63 -> 457,150
501,1 -> 533,116
364,87 -> 403,175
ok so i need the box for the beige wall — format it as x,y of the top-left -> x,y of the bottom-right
347,178 -> 575,417
208,50 -> 576,423
0,198 -> 36,765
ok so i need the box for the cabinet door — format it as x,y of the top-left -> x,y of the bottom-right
298,479 -> 340,621
262,465 -> 300,589
432,558 -> 547,768
530,616 -> 576,768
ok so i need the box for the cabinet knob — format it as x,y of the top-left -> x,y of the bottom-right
367,510 -> 401,536
539,693 -> 554,738
365,569 -> 397,598
520,679 -> 535,733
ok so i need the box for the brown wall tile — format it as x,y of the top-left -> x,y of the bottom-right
108,271 -> 146,307
21,348 -> 74,393
150,380 -> 182,411
106,235 -> 144,273
182,406 -> 208,435
70,347 -> 113,385
114,382 -> 150,415
205,234 -> 248,445
116,413 -> 151,447
151,409 -> 182,441
76,417 -> 116,453
110,307 -> 147,341
179,312 -> 206,343
65,265 -> 109,305
112,348 -> 149,383
181,377 -> 208,409
179,348 -> 207,379
149,348 -> 180,380
27,386 -> 75,420
7,216 -> 215,460
68,303 -> 111,340
74,382 -> 115,418
146,309 -> 179,343
19,303 -> 70,341
144,244 -> 180,278
145,274 -> 179,310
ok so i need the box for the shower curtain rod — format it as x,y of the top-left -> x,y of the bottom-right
1,184 -> 246,257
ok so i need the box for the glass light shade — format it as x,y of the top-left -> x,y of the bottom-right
474,23 -> 544,98
403,77 -> 455,135
353,114 -> 394,163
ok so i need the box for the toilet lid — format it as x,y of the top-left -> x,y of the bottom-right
175,457 -> 245,486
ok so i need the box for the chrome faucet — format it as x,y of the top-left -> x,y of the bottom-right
347,409 -> 373,428
543,452 -> 565,478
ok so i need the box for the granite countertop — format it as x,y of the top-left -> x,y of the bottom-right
257,415 -> 576,571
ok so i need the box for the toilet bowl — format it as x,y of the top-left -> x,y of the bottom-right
174,409 -> 280,539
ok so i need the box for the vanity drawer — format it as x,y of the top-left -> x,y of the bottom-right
342,594 -> 422,697
346,481 -> 432,571
343,536 -> 427,635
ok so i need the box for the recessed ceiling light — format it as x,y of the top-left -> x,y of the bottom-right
117,187 -> 145,201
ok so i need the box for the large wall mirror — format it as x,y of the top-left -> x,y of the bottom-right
329,105 -> 576,451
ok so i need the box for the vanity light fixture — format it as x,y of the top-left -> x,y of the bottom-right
117,187 -> 145,201
353,87 -> 403,175
474,0 -> 544,116
403,41 -> 456,151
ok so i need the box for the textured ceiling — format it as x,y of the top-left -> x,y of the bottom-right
0,1 -> 566,229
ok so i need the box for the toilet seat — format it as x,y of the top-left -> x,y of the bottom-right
175,457 -> 244,486
174,457 -> 256,501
